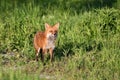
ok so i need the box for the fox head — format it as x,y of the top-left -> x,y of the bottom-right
45,23 -> 59,40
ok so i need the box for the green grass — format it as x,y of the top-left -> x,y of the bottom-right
0,0 -> 120,80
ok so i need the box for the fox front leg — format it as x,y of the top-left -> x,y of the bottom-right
36,48 -> 40,61
49,48 -> 54,62
41,49 -> 47,62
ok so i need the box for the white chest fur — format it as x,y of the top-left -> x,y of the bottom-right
45,39 -> 55,49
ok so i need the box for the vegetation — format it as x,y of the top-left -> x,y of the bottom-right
0,0 -> 120,80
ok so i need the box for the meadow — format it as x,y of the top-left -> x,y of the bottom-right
0,0 -> 120,80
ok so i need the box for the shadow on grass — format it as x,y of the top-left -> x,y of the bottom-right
35,0 -> 117,13
1,0 -> 118,14
54,42 -> 75,61
54,40 -> 103,61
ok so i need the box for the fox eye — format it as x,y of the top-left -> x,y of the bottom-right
49,30 -> 53,33
54,30 -> 57,33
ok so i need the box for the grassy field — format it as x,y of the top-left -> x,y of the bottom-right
0,0 -> 120,80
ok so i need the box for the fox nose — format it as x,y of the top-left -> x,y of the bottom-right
54,33 -> 57,37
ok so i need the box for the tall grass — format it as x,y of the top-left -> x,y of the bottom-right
0,0 -> 120,80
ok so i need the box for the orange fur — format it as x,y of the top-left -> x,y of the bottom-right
33,23 -> 59,62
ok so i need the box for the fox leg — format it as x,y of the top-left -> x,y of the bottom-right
41,49 -> 47,62
36,48 -> 40,61
49,48 -> 54,62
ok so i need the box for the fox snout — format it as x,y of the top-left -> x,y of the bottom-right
51,32 -> 57,38
47,33 -> 57,40
54,33 -> 57,38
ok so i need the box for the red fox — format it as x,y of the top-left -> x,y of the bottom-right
33,23 -> 59,62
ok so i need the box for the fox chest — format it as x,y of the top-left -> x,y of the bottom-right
45,39 -> 55,49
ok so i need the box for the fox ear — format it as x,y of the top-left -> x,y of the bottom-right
45,23 -> 50,30
54,23 -> 59,29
